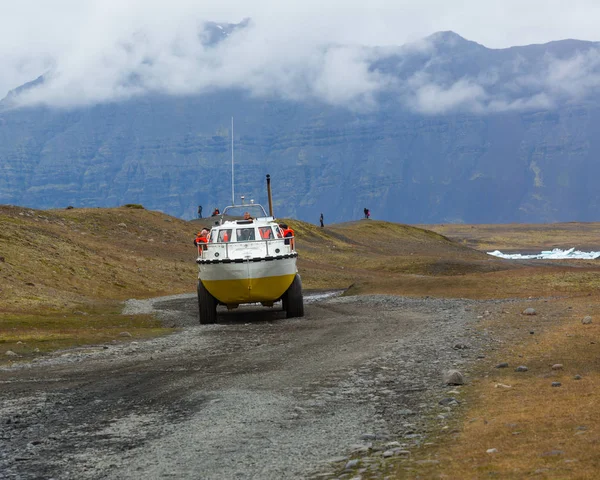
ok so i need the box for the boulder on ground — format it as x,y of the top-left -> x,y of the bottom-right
443,370 -> 465,385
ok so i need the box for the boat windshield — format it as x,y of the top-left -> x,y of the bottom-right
236,228 -> 255,241
221,204 -> 268,219
216,229 -> 232,242
258,226 -> 275,239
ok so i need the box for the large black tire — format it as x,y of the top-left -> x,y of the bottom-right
284,274 -> 304,318
197,280 -> 217,324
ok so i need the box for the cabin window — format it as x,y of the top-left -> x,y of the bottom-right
236,228 -> 255,241
217,229 -> 232,242
258,226 -> 274,239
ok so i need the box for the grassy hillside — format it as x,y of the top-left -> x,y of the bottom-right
0,205 -> 199,359
294,219 -> 600,299
3,208 -> 599,315
0,205 -> 196,314
292,219 -> 512,293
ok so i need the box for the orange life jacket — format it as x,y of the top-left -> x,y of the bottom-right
195,231 -> 208,248
259,227 -> 272,239
283,228 -> 295,248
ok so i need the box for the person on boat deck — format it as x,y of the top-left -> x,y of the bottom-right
243,211 -> 253,220
194,228 -> 210,248
211,208 -> 220,216
279,223 -> 295,248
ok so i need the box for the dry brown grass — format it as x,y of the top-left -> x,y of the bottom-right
294,219 -> 511,292
421,222 -> 600,253
374,221 -> 600,479
391,296 -> 600,479
0,205 -> 197,313
294,220 -> 600,300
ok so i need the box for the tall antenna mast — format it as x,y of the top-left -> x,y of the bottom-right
231,116 -> 235,205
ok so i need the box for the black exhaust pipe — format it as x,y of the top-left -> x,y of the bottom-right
266,174 -> 274,217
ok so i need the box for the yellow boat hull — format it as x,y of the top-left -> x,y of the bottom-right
199,256 -> 297,305
203,273 -> 296,304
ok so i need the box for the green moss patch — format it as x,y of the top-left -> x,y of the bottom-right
0,311 -> 173,365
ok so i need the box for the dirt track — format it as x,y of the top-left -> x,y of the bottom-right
0,293 -> 496,479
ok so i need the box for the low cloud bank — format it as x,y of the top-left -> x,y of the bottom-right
2,10 -> 600,114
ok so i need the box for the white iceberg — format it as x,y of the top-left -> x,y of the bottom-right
487,248 -> 600,260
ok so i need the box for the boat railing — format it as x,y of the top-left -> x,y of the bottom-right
197,236 -> 295,260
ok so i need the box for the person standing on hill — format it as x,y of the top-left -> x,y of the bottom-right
197,205 -> 203,219
364,207 -> 369,219
320,213 -> 324,228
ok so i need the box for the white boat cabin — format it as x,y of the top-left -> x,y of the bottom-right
197,203 -> 295,260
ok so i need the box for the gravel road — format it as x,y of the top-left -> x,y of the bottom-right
0,293 -> 499,479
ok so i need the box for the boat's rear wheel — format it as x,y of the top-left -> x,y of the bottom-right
197,280 -> 217,324
283,274 -> 304,318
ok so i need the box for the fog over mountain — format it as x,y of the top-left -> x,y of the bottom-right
3,0 -> 600,103
3,18 -> 600,114
1,17 -> 600,223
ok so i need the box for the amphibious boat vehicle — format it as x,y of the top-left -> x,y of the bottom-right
196,175 -> 304,324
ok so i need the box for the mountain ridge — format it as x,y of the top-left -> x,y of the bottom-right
1,31 -> 600,223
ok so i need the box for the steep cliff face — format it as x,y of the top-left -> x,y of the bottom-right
1,32 -> 600,223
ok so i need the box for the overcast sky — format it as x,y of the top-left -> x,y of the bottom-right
2,0 -> 600,110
